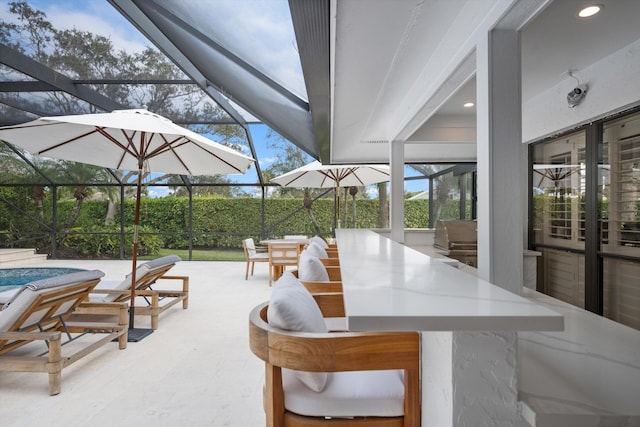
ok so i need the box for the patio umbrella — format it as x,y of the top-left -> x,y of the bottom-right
271,161 -> 390,229
0,109 -> 254,340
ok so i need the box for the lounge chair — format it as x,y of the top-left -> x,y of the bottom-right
88,255 -> 188,330
249,273 -> 420,426
0,269 -> 128,395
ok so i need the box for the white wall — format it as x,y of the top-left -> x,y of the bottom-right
523,38 -> 640,143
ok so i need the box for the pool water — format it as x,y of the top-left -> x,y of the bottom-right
0,267 -> 87,291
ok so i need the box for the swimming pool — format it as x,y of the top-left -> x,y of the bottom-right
0,267 -> 87,291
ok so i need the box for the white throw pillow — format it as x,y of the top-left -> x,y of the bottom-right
298,251 -> 330,282
267,272 -> 329,392
306,241 -> 328,259
311,235 -> 329,249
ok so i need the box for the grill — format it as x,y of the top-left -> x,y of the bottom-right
433,220 -> 478,267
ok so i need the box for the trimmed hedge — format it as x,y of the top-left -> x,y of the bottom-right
1,195 -> 463,255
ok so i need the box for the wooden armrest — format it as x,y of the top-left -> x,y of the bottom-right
67,302 -> 129,333
325,250 -> 339,259
0,331 -> 61,341
301,280 -> 343,294
325,266 -> 342,281
320,258 -> 340,267
157,275 -> 190,289
291,267 -> 340,281
312,292 -> 345,318
74,301 -> 129,314
249,302 -> 419,372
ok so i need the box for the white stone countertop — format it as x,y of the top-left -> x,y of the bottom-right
519,289 -> 640,426
335,229 -> 563,332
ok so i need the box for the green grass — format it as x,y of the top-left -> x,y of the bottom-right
139,248 -> 245,262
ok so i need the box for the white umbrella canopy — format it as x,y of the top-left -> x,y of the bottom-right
0,109 -> 253,175
0,109 -> 254,340
271,161 -> 390,229
271,160 -> 390,188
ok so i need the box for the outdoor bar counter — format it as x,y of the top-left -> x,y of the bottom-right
334,229 -> 564,426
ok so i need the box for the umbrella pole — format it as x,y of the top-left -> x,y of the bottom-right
335,186 -> 341,230
127,165 -> 153,342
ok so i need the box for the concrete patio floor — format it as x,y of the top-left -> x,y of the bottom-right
0,259 -> 272,427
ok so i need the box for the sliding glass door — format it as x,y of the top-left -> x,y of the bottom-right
530,110 -> 640,331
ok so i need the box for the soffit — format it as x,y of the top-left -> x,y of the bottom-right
326,0 -> 640,164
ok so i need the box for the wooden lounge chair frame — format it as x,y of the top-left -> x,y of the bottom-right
0,274 -> 128,395
249,293 -> 421,427
91,257 -> 189,330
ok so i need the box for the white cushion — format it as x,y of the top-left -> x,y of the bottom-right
249,252 -> 269,261
311,236 -> 329,249
0,287 -> 21,305
88,264 -> 151,303
282,368 -> 405,418
298,251 -> 330,282
267,272 -> 329,392
324,316 -> 347,331
305,241 -> 328,259
0,270 -> 105,331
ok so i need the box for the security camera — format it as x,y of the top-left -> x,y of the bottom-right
567,84 -> 588,108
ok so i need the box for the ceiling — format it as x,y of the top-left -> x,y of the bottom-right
324,0 -> 640,164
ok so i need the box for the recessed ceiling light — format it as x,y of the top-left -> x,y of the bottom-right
463,102 -> 474,108
578,4 -> 603,18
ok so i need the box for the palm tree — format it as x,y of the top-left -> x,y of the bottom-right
41,160 -> 115,243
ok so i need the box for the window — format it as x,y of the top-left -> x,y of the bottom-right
530,112 -> 640,331
532,131 -> 585,249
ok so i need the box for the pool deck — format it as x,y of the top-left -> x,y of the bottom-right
0,259 -> 271,427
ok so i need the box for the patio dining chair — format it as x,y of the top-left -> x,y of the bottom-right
249,272 -> 420,426
243,238 -> 270,280
268,242 -> 301,286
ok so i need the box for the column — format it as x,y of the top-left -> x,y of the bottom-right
476,29 -> 524,294
423,28 -> 528,427
422,331 -> 523,426
390,139 -> 405,243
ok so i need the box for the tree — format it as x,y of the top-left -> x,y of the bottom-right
377,182 -> 389,228
263,128 -> 312,198
0,1 -> 247,236
166,174 -> 244,198
50,161 -> 113,232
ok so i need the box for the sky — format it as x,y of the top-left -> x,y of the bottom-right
2,0 -> 427,197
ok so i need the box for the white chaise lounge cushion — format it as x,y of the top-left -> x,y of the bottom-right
311,235 -> 329,249
298,251 -> 330,282
88,264 -> 151,303
267,272 -> 329,392
305,241 -> 328,259
139,254 -> 181,269
0,269 -> 105,331
0,287 -> 21,305
282,368 -> 405,418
